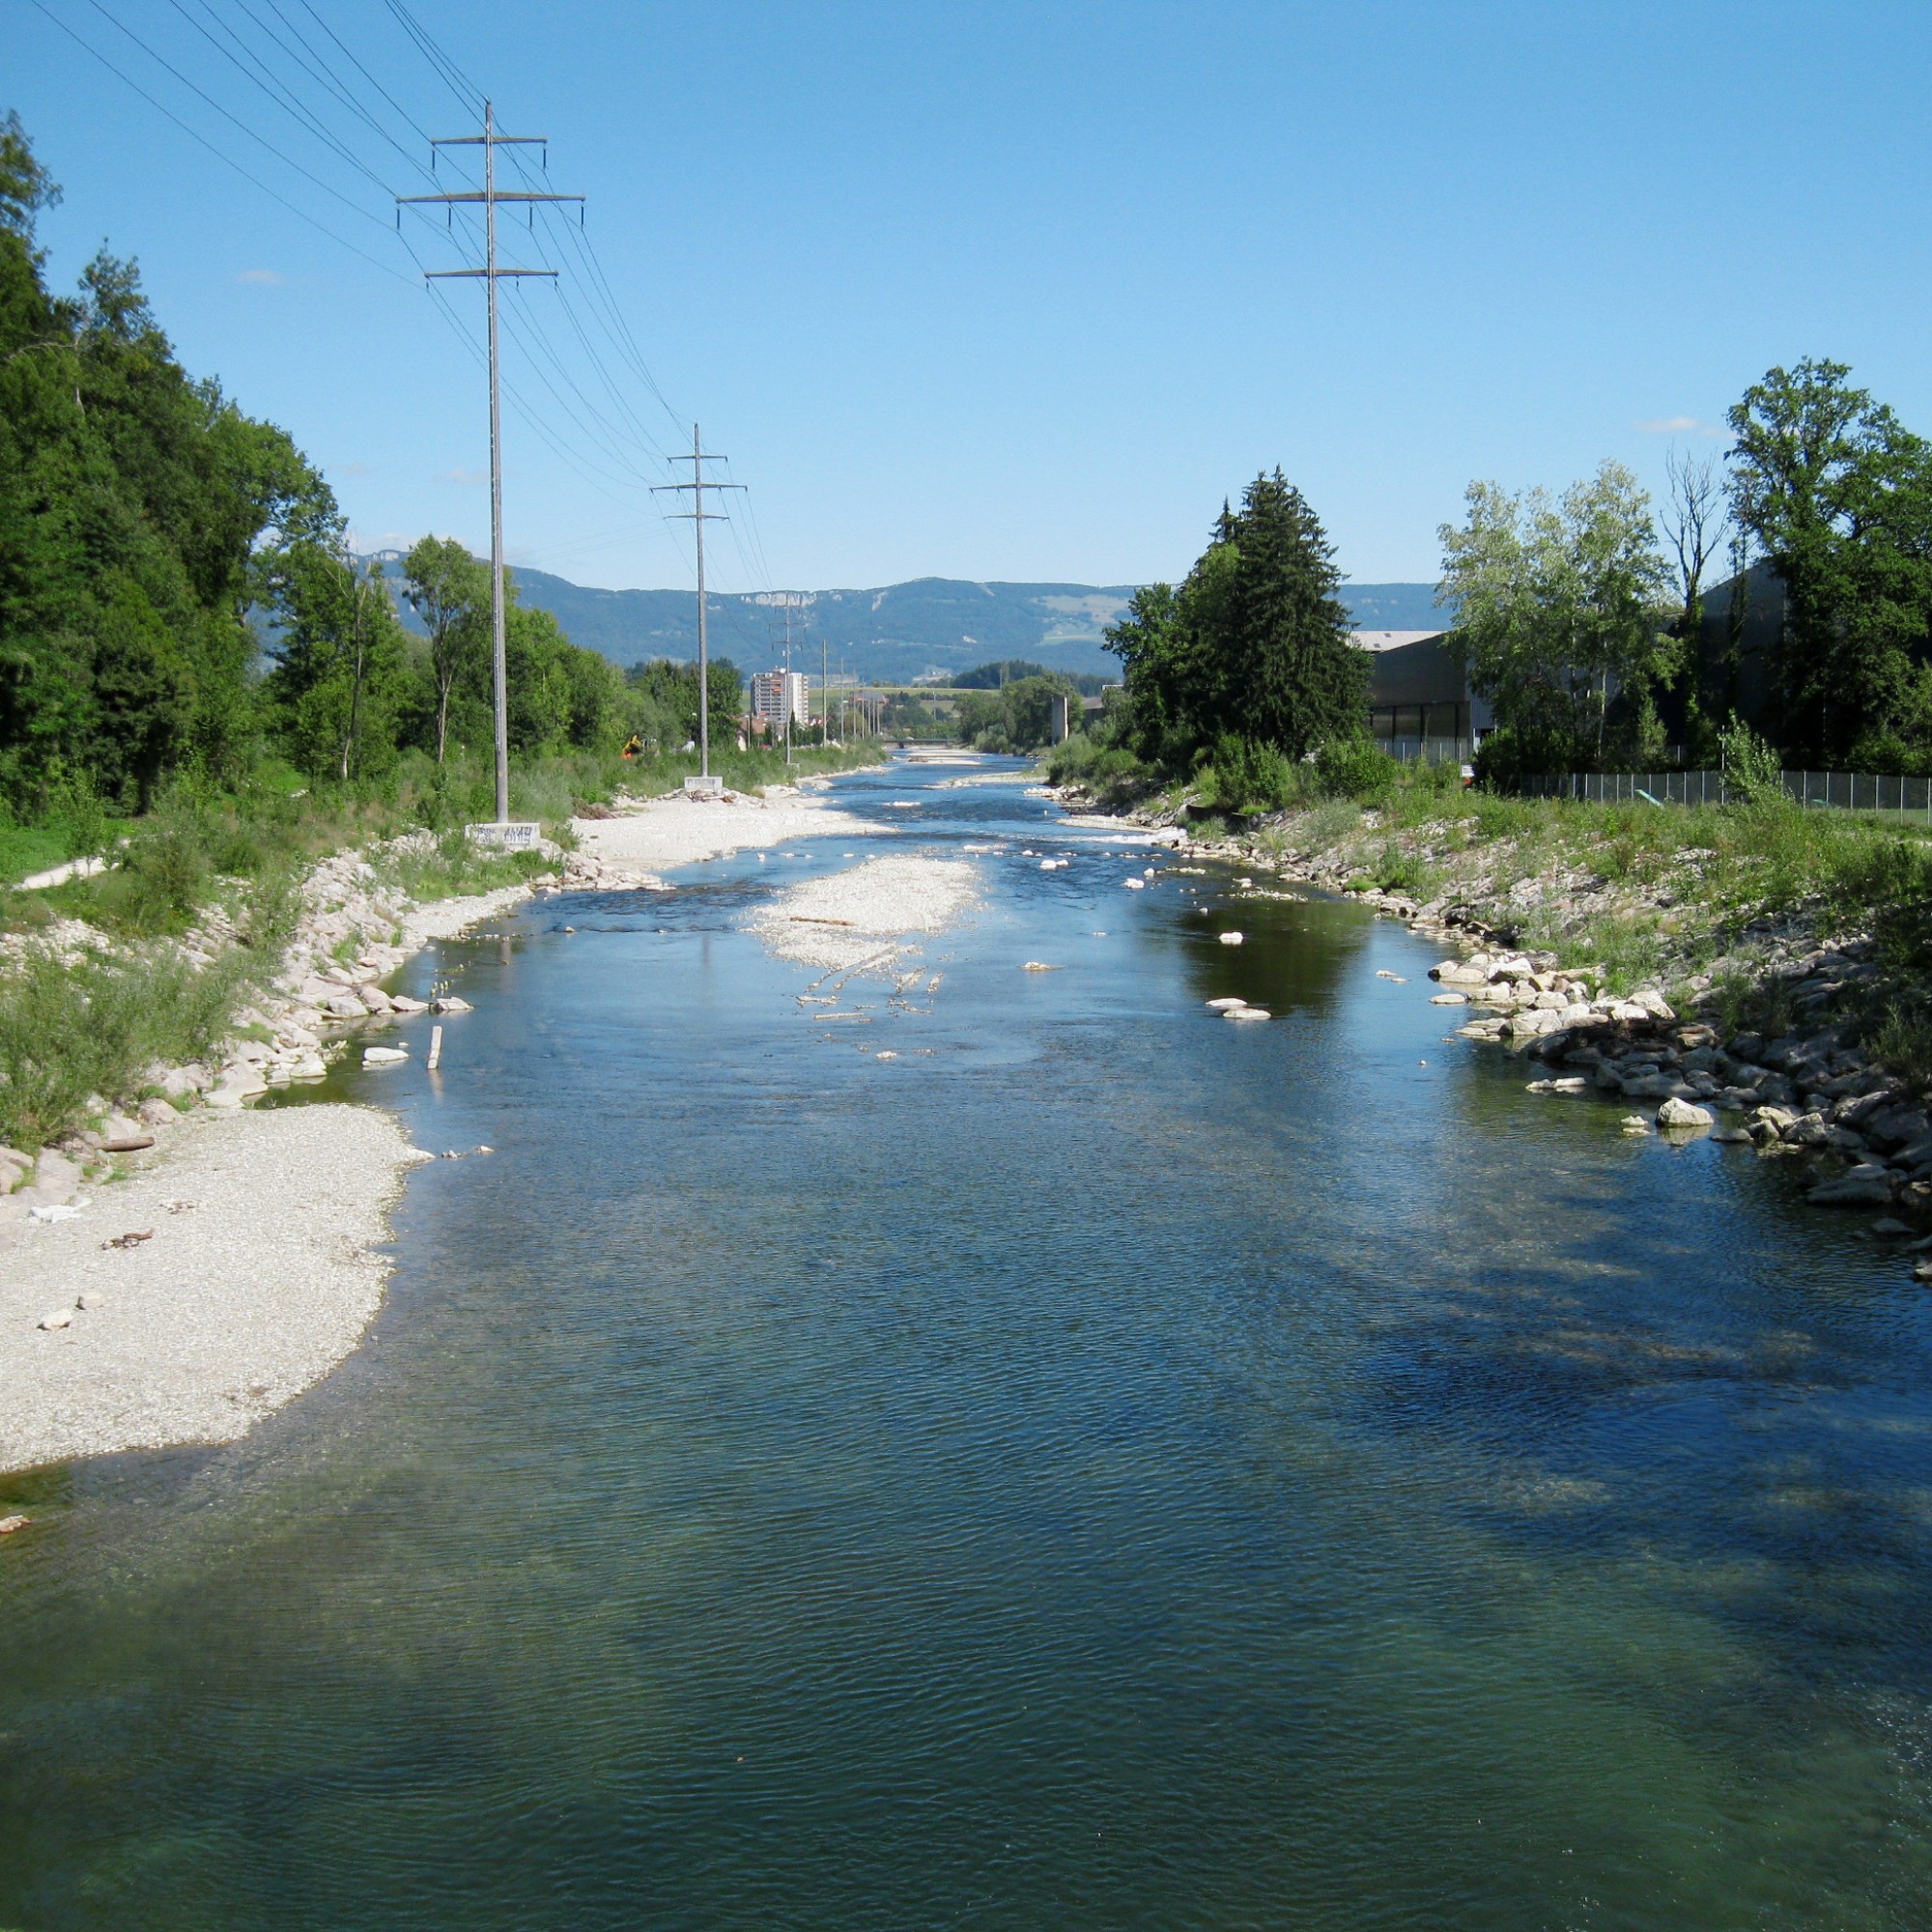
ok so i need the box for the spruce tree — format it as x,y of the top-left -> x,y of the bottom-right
1218,470 -> 1368,755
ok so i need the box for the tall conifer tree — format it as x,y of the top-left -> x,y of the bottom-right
1219,469 -> 1368,755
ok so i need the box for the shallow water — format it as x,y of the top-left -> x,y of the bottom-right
3,759 -> 1930,1929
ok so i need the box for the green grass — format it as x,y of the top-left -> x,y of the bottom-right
0,945 -> 247,1151
0,825 -> 69,886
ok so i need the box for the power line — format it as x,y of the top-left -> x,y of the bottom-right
161,0 -> 412,198
29,0 -> 417,285
295,0 -> 436,145
78,0 -> 398,232
384,0 -> 481,115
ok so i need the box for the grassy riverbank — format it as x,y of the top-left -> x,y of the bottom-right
0,739 -> 880,1151
1052,750 -> 1932,1078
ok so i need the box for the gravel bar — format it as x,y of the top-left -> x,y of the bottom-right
0,1104 -> 424,1474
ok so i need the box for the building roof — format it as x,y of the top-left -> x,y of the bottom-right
1351,629 -> 1447,653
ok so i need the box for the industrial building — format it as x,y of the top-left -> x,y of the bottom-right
1357,630 -> 1488,762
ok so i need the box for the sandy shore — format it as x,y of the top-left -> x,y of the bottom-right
0,1105 -> 425,1473
571,785 -> 883,878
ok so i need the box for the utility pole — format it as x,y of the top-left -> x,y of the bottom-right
782,593 -> 796,768
821,633 -> 829,748
655,425 -> 741,784
401,103 -> 582,824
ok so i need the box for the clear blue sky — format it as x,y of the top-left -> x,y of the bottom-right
14,1 -> 1932,597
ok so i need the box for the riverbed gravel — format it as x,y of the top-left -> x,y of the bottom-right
0,1104 -> 422,1473
752,853 -> 980,970
572,786 -> 883,877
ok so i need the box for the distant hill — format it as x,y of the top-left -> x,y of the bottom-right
377,561 -> 1445,683
498,573 -> 1138,685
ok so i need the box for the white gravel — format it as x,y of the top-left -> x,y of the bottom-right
572,787 -> 882,877
0,1105 -> 423,1474
752,853 -> 980,971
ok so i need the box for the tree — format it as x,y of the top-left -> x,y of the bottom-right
0,110 -> 59,250
1438,462 -> 1673,774
1218,470 -> 1367,757
0,115 -> 331,808
1728,358 -> 1932,760
953,671 -> 1077,751
1105,473 -> 1367,766
623,654 -> 743,753
401,536 -> 488,763
1658,449 -> 1733,760
263,543 -> 408,782
1101,582 -> 1186,761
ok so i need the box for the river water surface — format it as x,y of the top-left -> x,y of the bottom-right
3,758 -> 1931,1929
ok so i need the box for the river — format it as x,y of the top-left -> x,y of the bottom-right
1,757 -> 1929,1929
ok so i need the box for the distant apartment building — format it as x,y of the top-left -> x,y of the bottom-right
751,668 -> 810,731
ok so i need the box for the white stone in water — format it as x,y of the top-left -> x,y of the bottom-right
1207,998 -> 1247,1009
1430,991 -> 1468,1005
1657,1096 -> 1714,1128
1219,932 -> 1244,946
1122,878 -> 1146,891
362,1046 -> 408,1066
1223,1006 -> 1270,1021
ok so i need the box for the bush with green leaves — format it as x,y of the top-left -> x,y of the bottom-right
1208,734 -> 1295,813
1313,737 -> 1399,804
1718,714 -> 1786,809
0,945 -> 243,1150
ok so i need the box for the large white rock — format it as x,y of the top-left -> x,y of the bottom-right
1657,1096 -> 1714,1129
362,1045 -> 408,1066
1218,932 -> 1244,947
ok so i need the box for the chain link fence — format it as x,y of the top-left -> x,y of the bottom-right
1520,769 -> 1932,814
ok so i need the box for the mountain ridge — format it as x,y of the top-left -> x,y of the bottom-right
395,565 -> 1448,683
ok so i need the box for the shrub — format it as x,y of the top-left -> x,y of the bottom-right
117,802 -> 214,933
1313,737 -> 1398,805
0,945 -> 243,1150
1846,731 -> 1932,780
1209,734 -> 1295,813
1718,714 -> 1786,809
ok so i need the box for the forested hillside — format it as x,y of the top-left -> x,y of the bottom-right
0,114 -> 716,827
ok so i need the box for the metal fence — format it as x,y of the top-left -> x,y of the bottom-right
1383,736 -> 1474,766
1520,768 -> 1932,814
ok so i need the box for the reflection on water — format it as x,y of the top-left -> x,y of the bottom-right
2,759 -> 1930,1930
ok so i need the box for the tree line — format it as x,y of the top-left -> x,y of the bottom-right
1440,358 -> 1932,781
0,114 -> 742,823
1083,360 -> 1932,797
